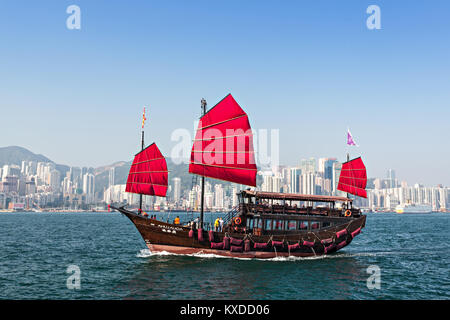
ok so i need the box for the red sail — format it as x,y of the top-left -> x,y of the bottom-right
126,143 -> 168,197
337,157 -> 367,198
189,94 -> 257,187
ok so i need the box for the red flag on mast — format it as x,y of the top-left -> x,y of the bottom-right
188,94 -> 257,187
142,107 -> 147,129
337,157 -> 367,198
126,143 -> 168,197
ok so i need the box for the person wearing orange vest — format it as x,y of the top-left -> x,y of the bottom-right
174,216 -> 180,225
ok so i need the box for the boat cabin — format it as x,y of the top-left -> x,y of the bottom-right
228,190 -> 361,235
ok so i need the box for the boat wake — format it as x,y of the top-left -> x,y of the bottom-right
136,249 -> 397,261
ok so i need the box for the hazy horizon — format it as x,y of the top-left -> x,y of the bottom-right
1,1 -> 449,186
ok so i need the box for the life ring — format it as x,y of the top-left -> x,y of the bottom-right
234,217 -> 242,225
344,210 -> 352,217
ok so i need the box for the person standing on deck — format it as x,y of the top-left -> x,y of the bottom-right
214,218 -> 220,231
219,217 -> 224,232
193,217 -> 199,229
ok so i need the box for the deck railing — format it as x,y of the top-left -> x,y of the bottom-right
223,206 -> 240,226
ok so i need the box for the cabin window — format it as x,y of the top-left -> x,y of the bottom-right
311,222 -> 320,230
265,219 -> 272,230
274,220 -> 283,230
299,221 -> 308,230
322,222 -> 331,228
247,218 -> 254,229
288,220 -> 297,230
254,218 -> 262,229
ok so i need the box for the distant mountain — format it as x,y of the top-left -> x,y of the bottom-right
93,158 -> 192,198
94,161 -> 132,194
0,146 -> 53,166
0,145 -> 69,177
0,146 -> 260,200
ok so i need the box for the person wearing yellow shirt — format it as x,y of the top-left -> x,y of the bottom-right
214,218 -> 220,231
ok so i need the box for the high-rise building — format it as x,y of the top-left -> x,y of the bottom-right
204,191 -> 214,209
323,158 -> 337,181
299,158 -> 316,175
289,168 -> 301,193
318,158 -> 326,174
188,189 -> 197,209
214,184 -> 224,209
173,177 -> 181,204
438,188 -> 447,210
21,161 -> 27,174
332,162 -> 344,196
25,177 -> 36,195
82,173 -> 95,204
49,170 -> 61,192
262,174 -> 273,192
300,172 -> 316,195
231,186 -> 239,207
108,167 -> 115,188
272,175 -> 281,193
387,169 -> 396,188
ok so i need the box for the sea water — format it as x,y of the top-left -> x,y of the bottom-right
0,211 -> 448,299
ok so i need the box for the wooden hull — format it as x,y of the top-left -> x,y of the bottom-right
116,207 -> 366,259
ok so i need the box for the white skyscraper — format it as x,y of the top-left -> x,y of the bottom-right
300,172 -> 316,195
439,188 -> 447,210
214,184 -> 224,209
262,174 -> 273,192
332,162 -> 344,196
49,170 -> 61,192
387,169 -> 396,188
108,167 -> 115,188
290,168 -> 301,194
173,177 -> 181,204
231,186 -> 239,207
272,175 -> 281,193
82,173 -> 95,204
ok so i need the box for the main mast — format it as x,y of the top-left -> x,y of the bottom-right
199,98 -> 207,229
125,107 -> 168,211
188,93 -> 258,227
139,128 -> 144,213
139,107 -> 146,214
346,152 -> 349,201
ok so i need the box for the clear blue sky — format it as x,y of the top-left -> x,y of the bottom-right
0,0 -> 449,186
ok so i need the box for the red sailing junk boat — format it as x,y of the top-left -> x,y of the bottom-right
113,94 -> 367,258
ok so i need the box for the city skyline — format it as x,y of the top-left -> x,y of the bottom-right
1,144 -> 448,189
1,152 -> 447,213
1,1 -> 449,186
